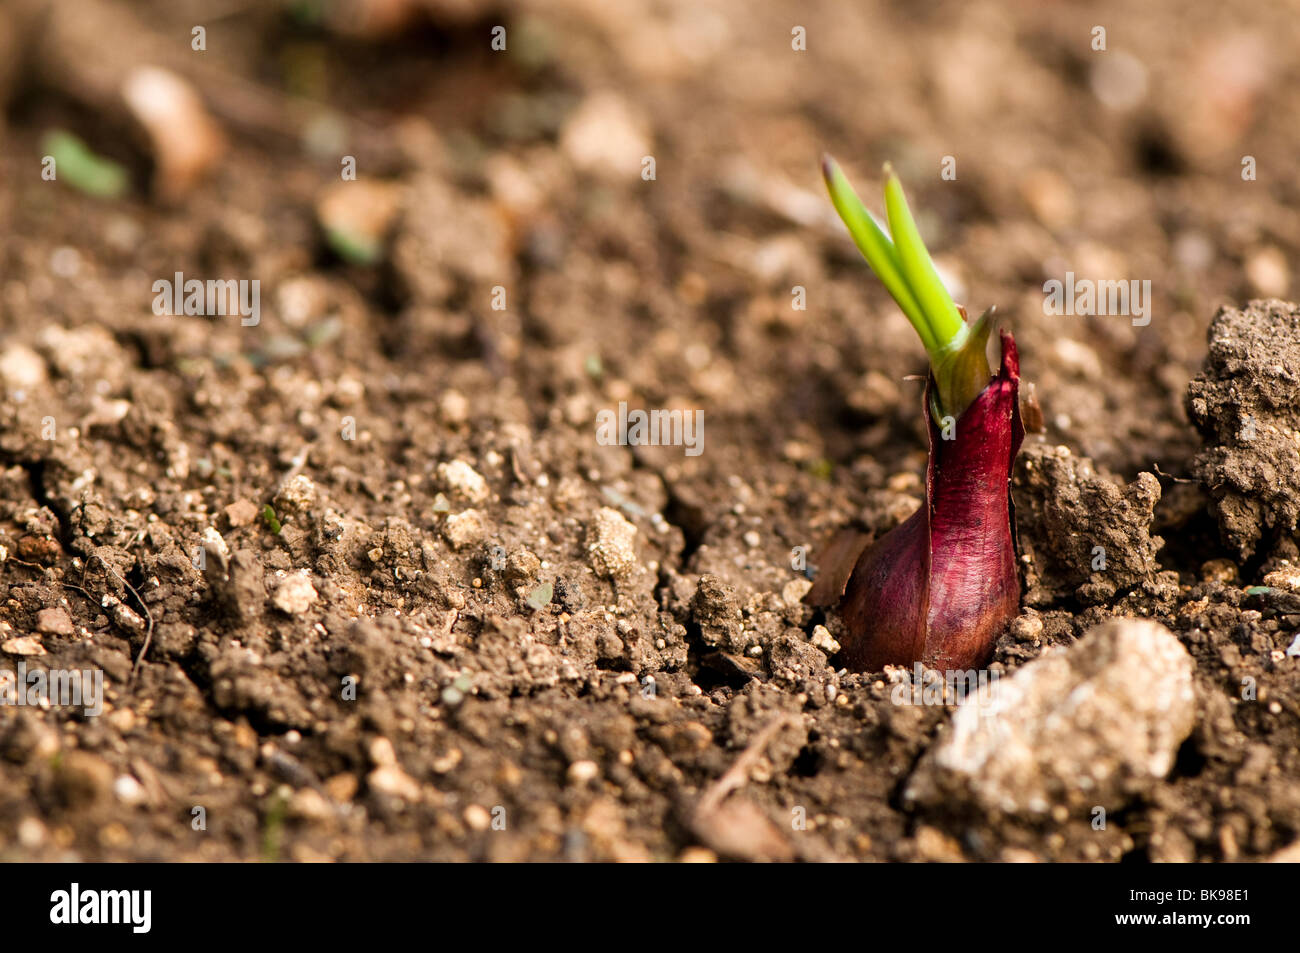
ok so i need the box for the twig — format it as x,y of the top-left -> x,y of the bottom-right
696,713 -> 796,815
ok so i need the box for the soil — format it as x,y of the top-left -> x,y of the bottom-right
1,0 -> 1299,862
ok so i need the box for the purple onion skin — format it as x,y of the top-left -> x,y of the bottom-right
837,330 -> 1025,672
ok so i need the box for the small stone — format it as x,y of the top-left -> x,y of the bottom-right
105,597 -> 146,635
504,549 -> 542,585
367,765 -> 422,802
224,499 -> 261,528
1009,614 -> 1044,643
586,507 -> 638,579
914,825 -> 965,862
1200,558 -> 1239,585
560,92 -> 651,180
810,624 -> 841,656
567,760 -> 600,784
431,748 -> 463,774
2,636 -> 46,656
274,474 -> 318,516
743,530 -> 761,548
202,526 -> 231,562
443,509 -> 485,550
271,572 -> 319,614
36,607 -> 74,637
324,773 -> 359,803
1245,245 -> 1289,298
288,788 -> 334,822
17,817 -> 47,848
276,276 -> 328,328
463,804 -> 492,831
904,619 -> 1195,815
782,578 -> 813,605
0,344 -> 47,390
439,390 -> 470,426
369,736 -> 397,767
1263,568 -> 1300,593
437,459 -> 489,503
113,775 -> 147,806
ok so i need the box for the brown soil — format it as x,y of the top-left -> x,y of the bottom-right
1,0 -> 1298,862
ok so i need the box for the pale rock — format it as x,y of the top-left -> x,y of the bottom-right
443,509 -> 485,550
271,572 -> 319,615
904,618 -> 1196,815
437,459 -> 489,503
587,507 -> 638,579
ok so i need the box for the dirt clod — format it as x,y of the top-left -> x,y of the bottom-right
1013,443 -> 1163,604
1186,299 -> 1300,559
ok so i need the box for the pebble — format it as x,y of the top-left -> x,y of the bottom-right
1245,245 -> 1289,298
274,474 -> 318,515
437,459 -> 489,503
439,390 -> 470,426
113,775 -> 147,806
121,66 -> 225,200
288,788 -> 333,822
369,737 -> 397,767
1009,614 -> 1044,643
443,509 -> 485,550
463,804 -> 492,831
905,619 -> 1195,815
1200,558 -> 1239,585
567,760 -> 600,784
1263,568 -> 1300,593
36,607 -> 74,637
781,578 -> 812,605
586,507 -> 638,579
0,344 -> 47,390
275,276 -> 328,328
17,817 -> 47,848
2,636 -> 46,656
271,572 -> 319,615
367,765 -> 422,802
810,624 -> 840,656
560,92 -> 651,180
224,499 -> 261,528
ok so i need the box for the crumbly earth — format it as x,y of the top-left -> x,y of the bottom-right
1186,299 -> 1300,563
1,0 -> 1299,862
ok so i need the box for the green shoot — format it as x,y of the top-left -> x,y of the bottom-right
822,156 -> 992,418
